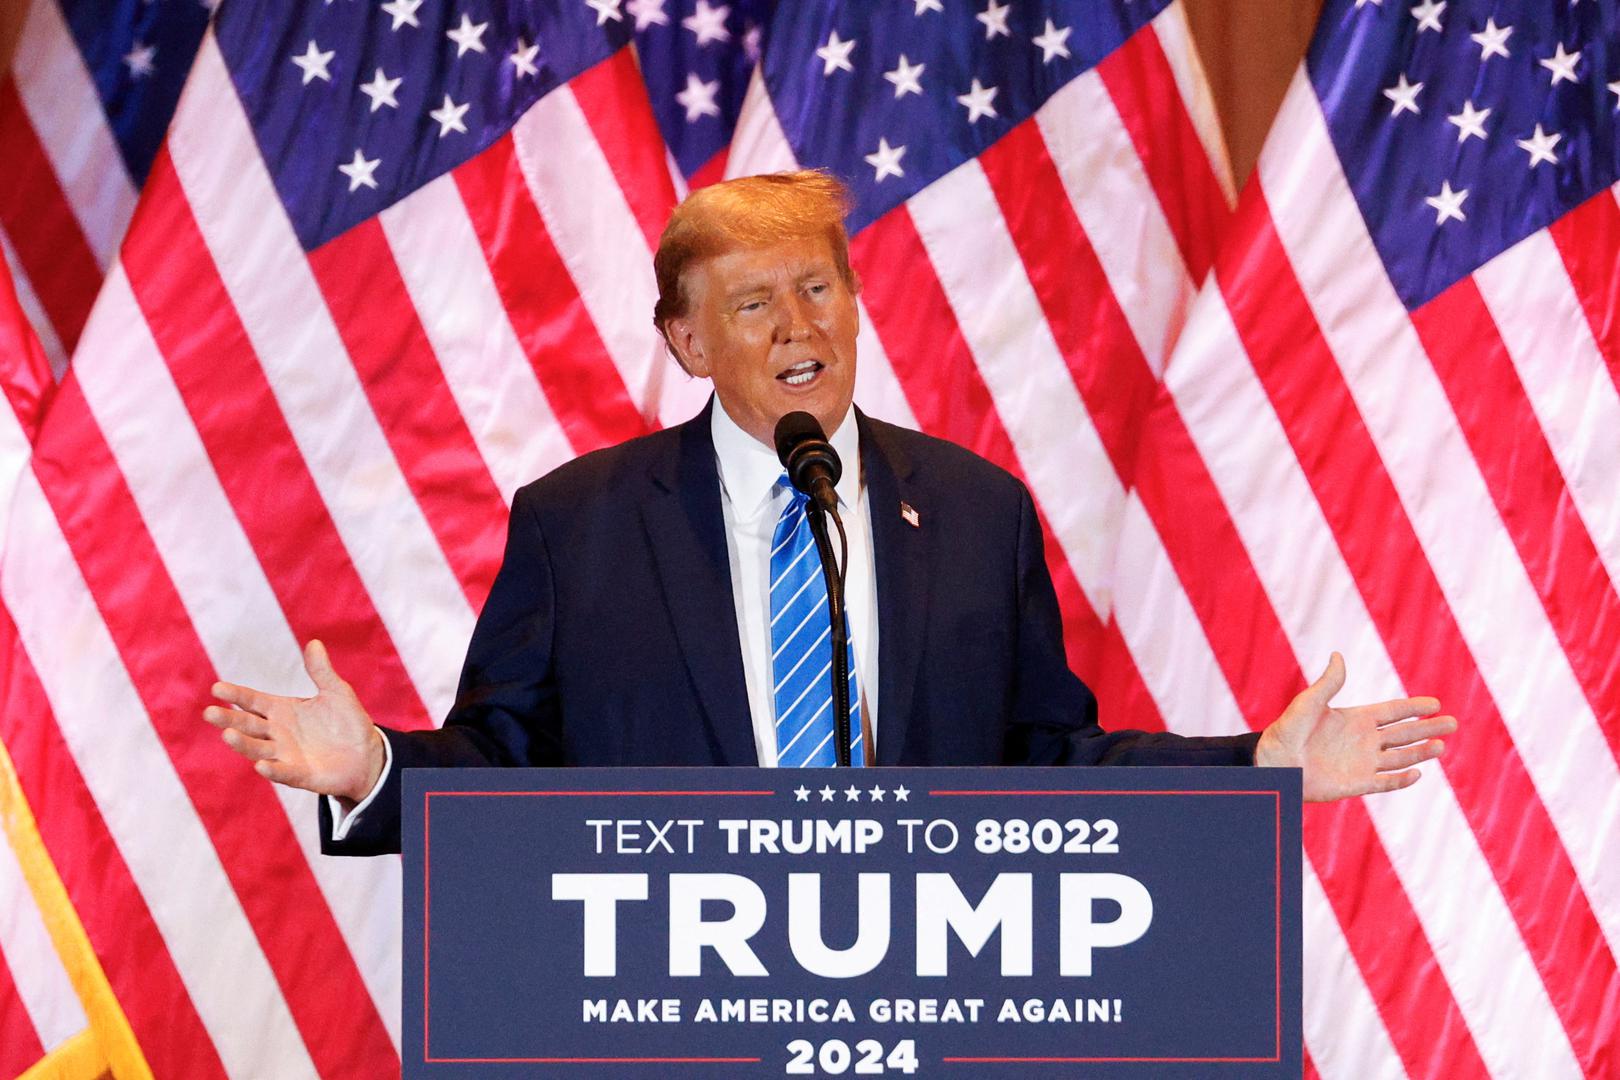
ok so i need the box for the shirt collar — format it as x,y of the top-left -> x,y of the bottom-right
711,397 -> 862,521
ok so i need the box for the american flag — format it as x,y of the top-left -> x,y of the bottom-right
0,1 -> 1612,1079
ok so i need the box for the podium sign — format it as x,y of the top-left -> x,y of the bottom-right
404,767 -> 1300,1079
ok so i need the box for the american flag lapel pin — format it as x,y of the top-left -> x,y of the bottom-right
900,501 -> 920,528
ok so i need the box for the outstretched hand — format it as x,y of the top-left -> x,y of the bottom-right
203,640 -> 385,804
1255,653 -> 1456,802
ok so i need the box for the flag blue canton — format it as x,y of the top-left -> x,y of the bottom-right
632,0 -> 775,179
760,0 -> 1172,235
1308,0 -> 1620,310
58,0 -> 213,186
213,0 -> 633,252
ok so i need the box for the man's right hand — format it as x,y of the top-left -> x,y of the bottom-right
203,639 -> 385,805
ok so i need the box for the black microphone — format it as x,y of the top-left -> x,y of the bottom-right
773,411 -> 841,516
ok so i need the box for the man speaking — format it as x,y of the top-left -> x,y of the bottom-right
203,171 -> 1454,855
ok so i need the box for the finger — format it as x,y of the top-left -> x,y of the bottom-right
253,758 -> 315,791
1367,696 -> 1443,726
1378,738 -> 1446,772
202,704 -> 270,739
1378,714 -> 1457,749
220,727 -> 277,763
1367,768 -> 1422,795
303,639 -> 349,696
210,680 -> 272,718
1303,651 -> 1346,705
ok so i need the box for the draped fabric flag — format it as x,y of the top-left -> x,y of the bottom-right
1,1 -> 1612,1078
1148,2 -> 1620,1077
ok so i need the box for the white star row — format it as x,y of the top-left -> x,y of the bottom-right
794,784 -> 912,803
818,15 -> 1074,85
334,91 -> 470,194
291,35 -> 541,100
1384,47 -> 1613,121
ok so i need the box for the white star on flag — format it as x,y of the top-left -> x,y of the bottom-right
291,40 -> 335,85
358,68 -> 402,112
681,1 -> 731,46
883,55 -> 925,98
1424,179 -> 1467,224
1470,18 -> 1512,61
864,137 -> 906,181
626,0 -> 668,30
585,0 -> 624,25
123,41 -> 156,78
976,0 -> 1012,40
379,0 -> 421,31
1516,124 -> 1562,167
337,148 -> 380,191
429,94 -> 470,136
509,40 -> 540,78
1354,0 -> 1381,8
1382,74 -> 1422,117
1033,19 -> 1072,64
1610,79 -> 1620,107
674,73 -> 721,122
446,14 -> 488,57
957,78 -> 999,123
913,0 -> 943,13
816,30 -> 856,76
1540,43 -> 1580,86
1409,0 -> 1444,33
1446,100 -> 1489,143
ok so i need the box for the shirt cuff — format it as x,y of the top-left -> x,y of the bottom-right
327,730 -> 392,842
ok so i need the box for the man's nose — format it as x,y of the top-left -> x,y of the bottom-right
776,296 -> 814,342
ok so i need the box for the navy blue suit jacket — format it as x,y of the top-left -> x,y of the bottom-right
322,404 -> 1259,854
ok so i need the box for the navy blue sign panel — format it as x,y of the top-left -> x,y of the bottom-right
404,767 -> 1302,1080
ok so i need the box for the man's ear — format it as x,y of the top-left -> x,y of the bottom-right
665,317 -> 710,379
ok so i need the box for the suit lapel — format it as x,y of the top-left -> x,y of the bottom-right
640,403 -> 758,766
859,411 -> 929,766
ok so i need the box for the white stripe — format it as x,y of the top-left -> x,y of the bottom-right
769,534 -> 817,595
1035,68 -> 1193,378
2,471 -> 318,1079
0,834 -> 88,1052
1263,70 -> 1620,967
777,695 -> 833,759
1169,264 -> 1581,1078
907,162 -> 1124,619
379,176 -> 572,503
1108,494 -> 1404,1080
167,37 -> 472,720
71,266 -> 402,1050
772,593 -> 827,663
1300,864 -> 1406,1080
509,87 -> 709,430
773,630 -> 831,697
1,233 -> 67,380
1149,3 -> 1238,207
721,83 -> 920,432
1474,227 -> 1620,593
11,0 -> 138,268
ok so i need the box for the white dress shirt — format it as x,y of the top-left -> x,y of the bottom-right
711,400 -> 879,766
331,401 -> 880,838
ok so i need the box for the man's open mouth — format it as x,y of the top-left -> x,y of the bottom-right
778,360 -> 824,386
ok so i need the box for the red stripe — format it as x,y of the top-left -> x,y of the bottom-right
1549,189 -> 1620,396
0,78 -> 101,353
0,941 -> 45,1078
1302,1049 -> 1319,1080
1224,188 -> 1620,1075
570,48 -> 679,252
687,148 -> 729,192
31,378 -> 402,1078
1413,280 -> 1620,756
1096,25 -> 1228,283
849,206 -> 1162,731
454,135 -> 651,455
122,148 -> 433,733
308,220 -> 507,611
0,607 -> 227,1080
0,245 -> 55,441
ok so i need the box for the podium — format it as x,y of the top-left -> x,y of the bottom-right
404,767 -> 1301,1079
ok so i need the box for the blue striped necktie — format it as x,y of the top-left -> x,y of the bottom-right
769,474 -> 863,767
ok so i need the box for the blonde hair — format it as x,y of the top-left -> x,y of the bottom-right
652,170 -> 855,341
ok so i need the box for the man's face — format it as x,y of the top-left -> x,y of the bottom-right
666,233 -> 859,446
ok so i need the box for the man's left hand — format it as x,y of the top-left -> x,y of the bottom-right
1255,652 -> 1457,802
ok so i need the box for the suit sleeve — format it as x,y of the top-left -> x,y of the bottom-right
1003,482 -> 1261,767
320,486 -> 564,855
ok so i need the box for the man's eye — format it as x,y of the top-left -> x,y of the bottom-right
739,300 -> 765,313
806,283 -> 829,296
